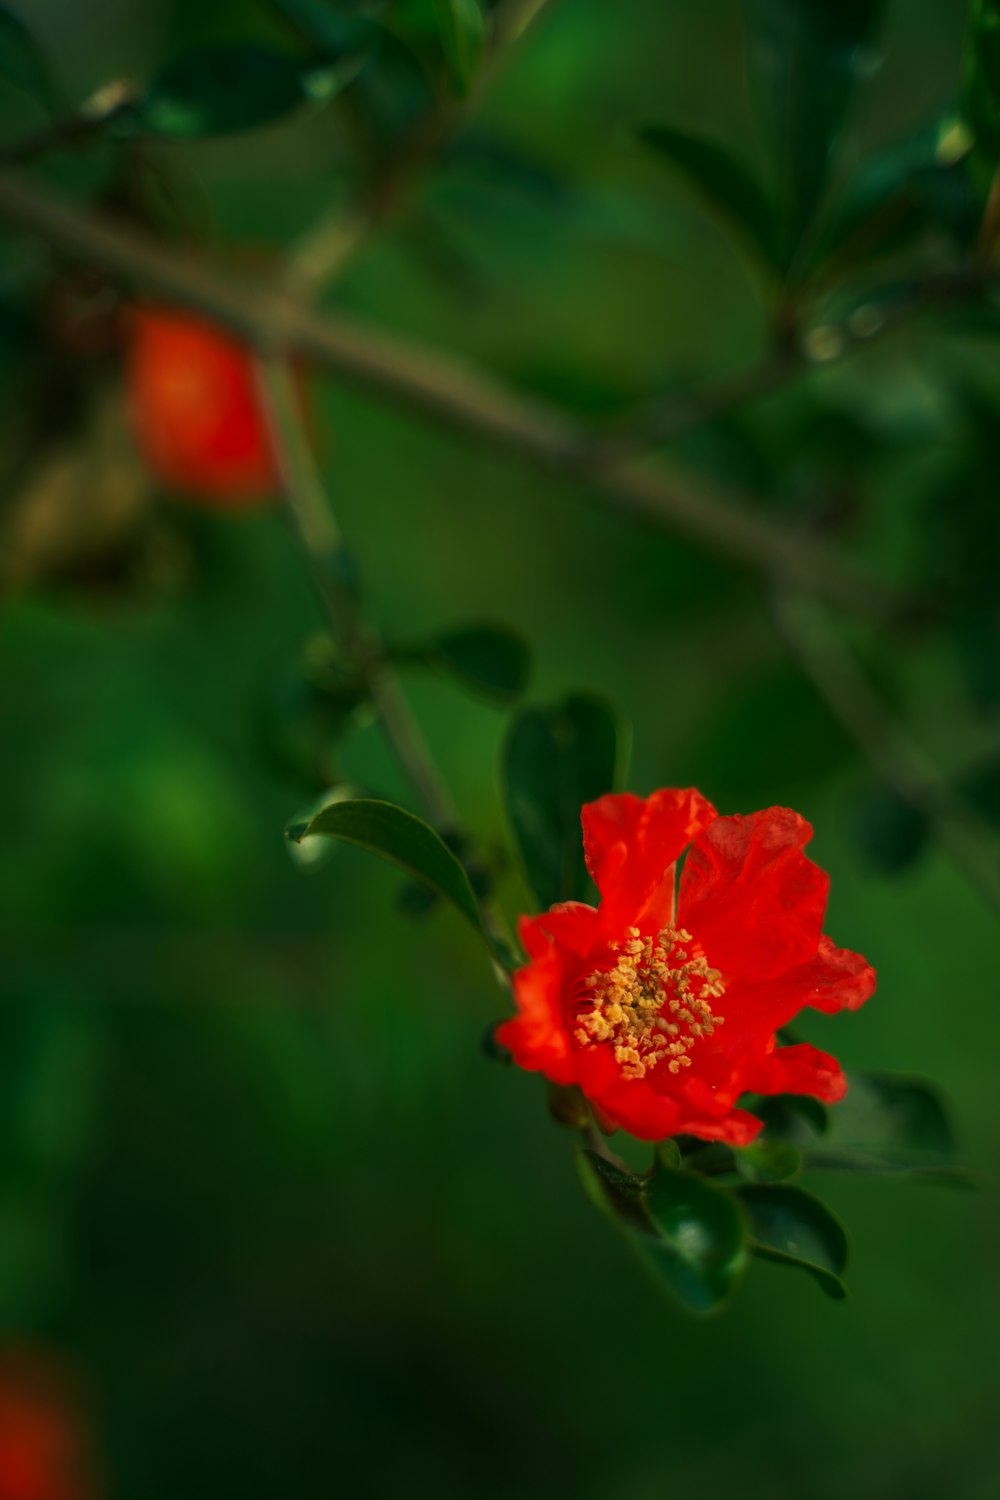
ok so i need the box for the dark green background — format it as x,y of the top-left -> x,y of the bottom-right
2,1 -> 998,1496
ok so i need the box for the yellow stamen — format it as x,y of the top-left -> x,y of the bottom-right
574,926 -> 724,1080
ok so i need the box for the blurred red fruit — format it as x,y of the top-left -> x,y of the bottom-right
124,306 -> 278,504
0,1355 -> 96,1500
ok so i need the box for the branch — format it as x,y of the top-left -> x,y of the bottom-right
282,0 -> 560,300
591,267 -> 999,461
255,356 -> 459,834
0,174 -> 906,619
256,354 -> 515,968
773,592 -> 1000,921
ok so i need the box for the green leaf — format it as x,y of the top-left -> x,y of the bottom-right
576,1147 -> 650,1232
961,752 -> 1000,832
964,0 -> 1000,156
400,623 -> 531,704
275,0 -> 382,57
579,1149 -> 748,1315
286,797 -> 497,957
852,781 -> 929,875
637,124 -> 778,270
744,0 -> 885,265
262,661 -> 369,790
503,693 -> 629,910
799,1149 -> 975,1187
433,0 -> 486,97
139,43 -> 332,138
0,4 -> 55,110
738,1183 -> 849,1298
655,1138 -> 683,1171
754,1092 -> 830,1142
736,1140 -> 802,1183
815,118 -> 979,273
832,1070 -> 955,1160
641,1164 -> 748,1315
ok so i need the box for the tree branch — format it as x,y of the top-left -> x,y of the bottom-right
0,174 -> 905,619
589,267 -> 999,462
772,592 -> 1000,921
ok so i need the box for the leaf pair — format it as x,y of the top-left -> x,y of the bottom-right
579,1148 -> 848,1313
640,0 -> 886,277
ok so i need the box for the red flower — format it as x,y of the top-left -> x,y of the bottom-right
124,306 -> 278,504
497,789 -> 875,1145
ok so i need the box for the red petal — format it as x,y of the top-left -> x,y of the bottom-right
521,902 -> 599,960
791,935 -> 877,1014
671,1105 -> 764,1147
495,943 -> 576,1086
743,1042 -> 847,1103
581,788 -> 717,933
582,1077 -> 684,1141
678,807 -> 828,981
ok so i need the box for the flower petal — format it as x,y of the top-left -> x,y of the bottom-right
582,788 -> 717,933
743,1042 -> 847,1103
678,807 -> 828,981
582,1077 -> 684,1141
496,931 -> 577,1085
527,901 -> 599,959
790,935 -> 877,1014
671,1104 -> 763,1147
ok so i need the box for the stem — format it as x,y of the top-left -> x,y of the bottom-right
257,357 -> 516,973
0,81 -> 136,169
256,356 -> 459,834
978,163 -> 1000,265
282,0 -> 559,302
772,592 -> 1000,921
0,176 -> 908,621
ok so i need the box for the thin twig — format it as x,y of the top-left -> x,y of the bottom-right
0,176 -> 906,619
282,0 -> 560,301
0,80 -> 136,170
772,591 -> 1000,921
256,355 -> 515,970
589,267 -> 999,463
255,356 -> 458,833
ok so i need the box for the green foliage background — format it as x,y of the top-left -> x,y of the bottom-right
1,1 -> 999,1496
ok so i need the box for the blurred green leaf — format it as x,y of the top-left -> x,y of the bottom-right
852,781 -> 930,875
139,43 -> 340,138
503,693 -> 629,910
755,1093 -> 830,1141
738,1183 -> 849,1298
262,662 -> 369,790
961,753 -> 1000,829
286,797 -> 498,958
744,0 -> 885,264
398,622 -> 530,704
275,0 -> 382,57
655,1138 -> 683,1170
964,0 -> 1000,155
833,1070 -> 955,1158
0,3 -> 55,110
736,1139 -> 802,1183
799,1149 -> 976,1185
637,124 -> 779,270
433,0 -> 486,96
817,121 -> 978,272
801,1072 -> 968,1181
641,1163 -> 748,1315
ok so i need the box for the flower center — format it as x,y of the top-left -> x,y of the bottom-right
574,925 -> 725,1080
